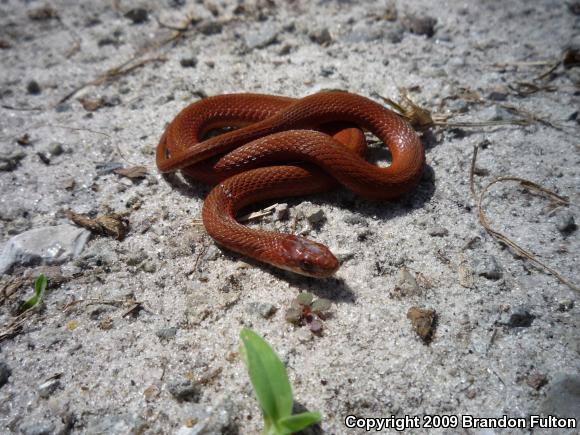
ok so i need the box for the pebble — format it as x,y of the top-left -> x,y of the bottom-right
428,225 -> 449,237
198,20 -> 223,35
155,327 -> 177,339
500,306 -> 534,328
488,85 -> 509,101
19,422 -> 55,435
246,302 -> 277,319
124,8 -> 148,24
385,25 -> 405,43
47,142 -> 64,156
301,204 -> 325,225
392,268 -> 421,298
540,374 -> 580,419
309,28 -> 332,45
274,203 -> 289,221
0,150 -> 26,171
38,378 -> 61,398
27,80 -> 41,95
0,225 -> 91,275
140,258 -> 158,273
556,212 -> 577,235
0,361 -> 11,388
244,23 -> 279,50
85,414 -> 146,434
403,14 -> 437,37
180,57 -> 198,68
167,379 -> 201,402
474,255 -> 502,280
558,299 -> 574,312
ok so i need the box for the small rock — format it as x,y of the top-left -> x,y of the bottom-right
140,258 -> 157,273
392,268 -> 421,298
0,362 -> 11,388
556,212 -> 577,235
27,80 -> 41,95
244,23 -> 279,50
403,14 -> 437,37
180,57 -> 198,68
558,299 -> 574,312
246,302 -> 277,319
474,255 -> 502,280
540,374 -> 580,419
85,414 -> 146,434
95,161 -> 124,175
458,264 -> 474,288
0,150 -> 26,171
488,85 -> 509,101
79,96 -> 105,112
28,5 -> 59,21
526,373 -> 548,390
156,327 -> 177,339
167,379 -> 201,402
47,142 -> 64,156
309,28 -> 332,45
385,25 -> 405,43
37,151 -> 50,165
300,204 -> 325,225
19,422 -> 55,435
274,203 -> 289,221
198,20 -> 223,35
428,225 -> 448,237
125,8 -> 148,24
0,225 -> 91,275
501,306 -> 534,328
343,24 -> 384,43
38,378 -> 61,398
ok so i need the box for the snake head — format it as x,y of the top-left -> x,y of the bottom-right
278,235 -> 339,278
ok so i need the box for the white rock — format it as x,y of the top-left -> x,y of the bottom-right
0,225 -> 91,275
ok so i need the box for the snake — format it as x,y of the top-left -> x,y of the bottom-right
156,91 -> 425,278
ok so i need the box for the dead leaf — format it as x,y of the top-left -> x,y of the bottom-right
407,306 -> 437,344
65,210 -> 129,240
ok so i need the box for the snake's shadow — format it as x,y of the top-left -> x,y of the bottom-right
161,155 -> 435,305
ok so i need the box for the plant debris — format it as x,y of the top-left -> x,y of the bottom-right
65,210 -> 129,240
114,165 -> 148,180
407,306 -> 437,343
470,145 -> 579,293
285,292 -> 332,334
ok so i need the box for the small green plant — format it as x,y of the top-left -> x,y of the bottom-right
20,273 -> 47,312
239,328 -> 321,434
285,292 -> 332,334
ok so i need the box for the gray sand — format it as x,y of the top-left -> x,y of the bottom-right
0,0 -> 579,434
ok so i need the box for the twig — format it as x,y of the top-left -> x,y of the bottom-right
470,146 -> 579,293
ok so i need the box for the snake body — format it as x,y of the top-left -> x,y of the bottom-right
156,92 -> 424,277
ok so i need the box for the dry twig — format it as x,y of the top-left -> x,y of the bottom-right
470,146 -> 579,293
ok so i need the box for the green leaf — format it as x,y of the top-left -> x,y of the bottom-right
296,292 -> 313,306
240,328 -> 293,424
21,274 -> 47,311
279,412 -> 322,432
311,298 -> 331,313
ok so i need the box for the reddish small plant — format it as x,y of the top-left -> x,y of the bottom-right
285,292 -> 332,334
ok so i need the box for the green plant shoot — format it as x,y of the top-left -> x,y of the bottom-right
239,328 -> 321,434
21,273 -> 47,312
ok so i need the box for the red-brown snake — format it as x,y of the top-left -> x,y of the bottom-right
156,92 -> 424,277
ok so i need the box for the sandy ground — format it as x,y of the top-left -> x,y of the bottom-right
0,0 -> 579,434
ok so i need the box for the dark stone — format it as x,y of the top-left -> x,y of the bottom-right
507,306 -> 534,328
0,362 -> 11,388
125,8 -> 148,24
27,80 -> 41,95
198,21 -> 223,36
556,212 -> 577,235
167,379 -> 201,402
404,15 -> 437,37
180,57 -> 198,68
